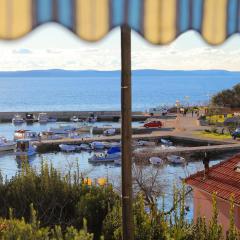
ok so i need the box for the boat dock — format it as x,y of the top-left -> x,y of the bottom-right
35,132 -> 240,159
134,143 -> 240,161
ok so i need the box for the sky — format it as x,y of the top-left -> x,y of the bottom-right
0,23 -> 240,71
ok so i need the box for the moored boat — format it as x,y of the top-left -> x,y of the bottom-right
79,143 -> 92,151
149,157 -> 164,165
88,152 -> 121,163
91,141 -> 105,150
12,114 -> 24,125
167,155 -> 185,164
59,144 -> 77,152
14,130 -> 38,141
39,131 -> 63,140
38,112 -> 48,123
70,116 -> 79,122
0,137 -> 16,152
103,128 -> 116,136
160,139 -> 173,146
137,140 -> 156,147
15,139 -> 37,157
25,113 -> 35,124
48,116 -> 57,122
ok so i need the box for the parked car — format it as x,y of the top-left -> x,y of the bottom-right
232,128 -> 240,139
144,120 -> 163,128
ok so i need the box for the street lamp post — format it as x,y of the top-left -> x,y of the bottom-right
175,100 -> 180,131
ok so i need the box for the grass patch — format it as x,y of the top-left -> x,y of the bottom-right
195,131 -> 232,140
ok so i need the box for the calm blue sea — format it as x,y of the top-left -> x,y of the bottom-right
0,70 -> 239,111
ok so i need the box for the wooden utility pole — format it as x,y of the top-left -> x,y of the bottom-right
121,25 -> 134,240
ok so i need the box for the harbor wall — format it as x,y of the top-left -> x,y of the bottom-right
0,111 -> 146,122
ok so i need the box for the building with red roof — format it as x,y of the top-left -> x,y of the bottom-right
185,154 -> 240,234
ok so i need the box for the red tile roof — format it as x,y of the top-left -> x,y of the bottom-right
185,154 -> 240,205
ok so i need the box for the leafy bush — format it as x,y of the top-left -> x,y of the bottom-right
0,162 -> 118,239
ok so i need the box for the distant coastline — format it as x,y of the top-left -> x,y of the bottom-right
0,69 -> 239,112
0,69 -> 239,78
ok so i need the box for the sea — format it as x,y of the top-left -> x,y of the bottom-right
0,69 -> 239,112
0,69 -> 239,219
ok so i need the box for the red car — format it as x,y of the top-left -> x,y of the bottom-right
144,120 -> 163,128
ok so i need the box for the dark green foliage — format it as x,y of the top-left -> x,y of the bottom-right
211,84 -> 240,108
0,162 -> 118,239
0,163 -> 239,239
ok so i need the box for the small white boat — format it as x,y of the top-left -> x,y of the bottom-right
14,130 -> 38,141
91,141 -> 105,150
12,114 -> 24,125
59,144 -> 77,152
167,155 -> 185,164
88,152 -> 121,163
38,112 -> 49,123
0,137 -> 16,152
161,145 -> 176,150
149,157 -> 164,165
15,140 -> 36,157
137,140 -> 156,147
103,128 -> 116,136
70,116 -> 79,122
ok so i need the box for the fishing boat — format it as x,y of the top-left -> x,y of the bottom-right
14,130 -> 38,141
25,113 -> 35,124
59,144 -> 78,152
149,157 -> 164,165
91,141 -> 105,150
0,137 -> 16,152
70,116 -> 79,122
167,155 -> 185,164
38,112 -> 48,123
15,139 -> 37,157
88,152 -> 121,163
12,114 -> 24,125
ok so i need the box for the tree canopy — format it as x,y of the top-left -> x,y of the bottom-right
211,84 -> 240,108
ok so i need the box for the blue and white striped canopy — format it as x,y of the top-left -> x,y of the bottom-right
0,0 -> 239,45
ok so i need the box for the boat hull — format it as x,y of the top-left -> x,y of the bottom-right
0,143 -> 16,152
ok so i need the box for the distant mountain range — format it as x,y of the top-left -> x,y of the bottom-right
0,69 -> 239,78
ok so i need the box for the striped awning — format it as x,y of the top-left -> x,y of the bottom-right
0,0 -> 239,45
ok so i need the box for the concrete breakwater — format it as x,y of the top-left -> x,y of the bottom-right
0,111 -> 146,122
35,134 -> 239,161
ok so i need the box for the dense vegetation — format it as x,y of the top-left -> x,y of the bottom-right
211,84 -> 240,108
0,162 -> 239,239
